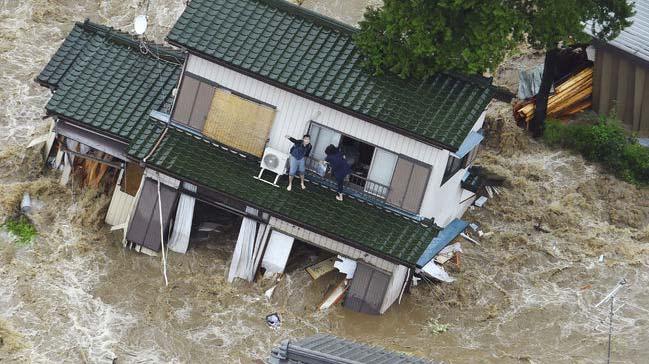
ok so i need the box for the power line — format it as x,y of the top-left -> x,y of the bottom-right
594,278 -> 627,364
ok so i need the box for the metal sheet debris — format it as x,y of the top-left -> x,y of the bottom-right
421,261 -> 455,283
333,256 -> 357,279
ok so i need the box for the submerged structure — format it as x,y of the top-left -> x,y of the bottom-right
267,334 -> 436,364
36,0 -> 494,314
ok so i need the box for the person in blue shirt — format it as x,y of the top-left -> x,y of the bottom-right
286,134 -> 311,191
325,144 -> 352,201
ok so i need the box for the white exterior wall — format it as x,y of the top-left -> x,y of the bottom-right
425,110 -> 487,226
186,55 -> 485,224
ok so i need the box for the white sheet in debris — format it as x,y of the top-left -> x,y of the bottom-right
421,261 -> 455,283
261,230 -> 294,275
333,255 -> 357,278
168,182 -> 197,254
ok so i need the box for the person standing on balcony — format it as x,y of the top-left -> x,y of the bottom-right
286,134 -> 311,191
325,144 -> 351,201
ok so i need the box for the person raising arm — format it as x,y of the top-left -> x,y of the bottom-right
286,134 -> 311,191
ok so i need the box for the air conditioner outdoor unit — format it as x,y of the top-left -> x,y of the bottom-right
254,146 -> 289,187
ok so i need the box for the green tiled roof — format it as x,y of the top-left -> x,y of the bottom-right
128,125 -> 439,265
39,20 -> 183,142
167,0 -> 493,150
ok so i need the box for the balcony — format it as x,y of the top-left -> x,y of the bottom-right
304,157 -> 422,220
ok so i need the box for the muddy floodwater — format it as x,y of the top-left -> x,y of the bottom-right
1,1 -> 648,363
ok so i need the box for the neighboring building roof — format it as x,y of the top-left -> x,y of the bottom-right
267,334 -> 436,364
167,0 -> 493,151
128,123 -> 440,266
593,1 -> 649,62
37,20 -> 183,142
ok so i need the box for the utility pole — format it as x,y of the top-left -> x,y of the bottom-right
595,278 -> 627,364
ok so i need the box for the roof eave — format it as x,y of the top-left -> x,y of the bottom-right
48,112 -> 132,144
131,146 -> 422,268
592,37 -> 649,69
166,38 -> 463,152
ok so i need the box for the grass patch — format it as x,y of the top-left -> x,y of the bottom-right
3,215 -> 37,245
543,117 -> 649,185
425,318 -> 449,334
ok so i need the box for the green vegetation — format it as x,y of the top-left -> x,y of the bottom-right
523,0 -> 634,136
544,118 -> 649,185
355,0 -> 634,136
425,318 -> 450,334
3,215 -> 37,245
355,0 -> 525,78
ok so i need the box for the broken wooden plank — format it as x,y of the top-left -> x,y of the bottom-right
305,256 -> 337,280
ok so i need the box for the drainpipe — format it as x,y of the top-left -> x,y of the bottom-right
142,52 -> 188,164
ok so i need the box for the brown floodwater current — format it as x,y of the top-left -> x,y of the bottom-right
1,1 -> 648,363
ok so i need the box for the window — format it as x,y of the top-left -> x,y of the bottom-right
172,74 -> 216,130
202,88 -> 276,157
172,73 -> 277,157
441,144 -> 479,185
308,124 -> 342,162
386,157 -> 430,213
307,123 -> 429,210
465,145 -> 480,166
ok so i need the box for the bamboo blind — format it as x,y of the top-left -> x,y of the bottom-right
203,89 -> 276,157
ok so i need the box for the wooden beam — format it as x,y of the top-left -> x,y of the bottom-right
61,148 -> 122,169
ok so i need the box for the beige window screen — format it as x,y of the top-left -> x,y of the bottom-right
202,88 -> 276,157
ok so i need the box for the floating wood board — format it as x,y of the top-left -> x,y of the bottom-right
305,256 -> 337,280
318,279 -> 347,311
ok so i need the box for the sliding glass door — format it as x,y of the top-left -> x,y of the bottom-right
365,148 -> 397,198
308,124 -> 342,162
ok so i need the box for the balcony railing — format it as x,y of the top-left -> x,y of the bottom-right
305,157 -> 390,199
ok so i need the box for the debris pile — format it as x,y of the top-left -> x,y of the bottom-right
514,66 -> 593,127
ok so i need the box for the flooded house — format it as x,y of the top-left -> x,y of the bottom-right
267,333 -> 436,364
590,0 -> 649,137
36,0 -> 494,315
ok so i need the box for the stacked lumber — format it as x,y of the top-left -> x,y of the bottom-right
514,66 -> 593,127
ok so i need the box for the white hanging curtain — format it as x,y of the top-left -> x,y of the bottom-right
260,230 -> 295,277
379,264 -> 410,314
168,182 -> 197,254
228,207 -> 269,282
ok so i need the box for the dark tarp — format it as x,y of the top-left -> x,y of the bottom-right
126,177 -> 179,251
344,262 -> 390,315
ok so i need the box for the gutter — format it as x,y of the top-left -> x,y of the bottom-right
142,53 -> 190,163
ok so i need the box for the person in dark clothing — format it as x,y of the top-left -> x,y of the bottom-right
286,134 -> 312,191
324,144 -> 352,201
